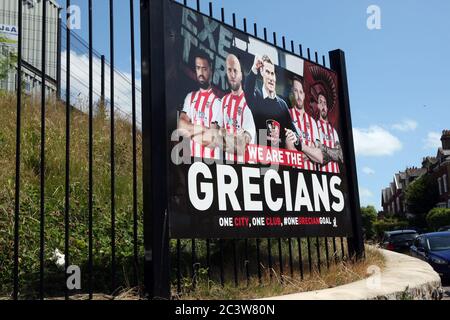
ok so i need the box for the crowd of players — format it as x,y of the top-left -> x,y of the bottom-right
177,51 -> 343,173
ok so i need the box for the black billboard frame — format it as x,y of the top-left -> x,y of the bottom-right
140,0 -> 364,300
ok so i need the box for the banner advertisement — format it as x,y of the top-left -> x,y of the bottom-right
164,2 -> 353,239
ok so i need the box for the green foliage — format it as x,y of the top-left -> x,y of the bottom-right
405,175 -> 439,215
360,206 -> 378,240
0,48 -> 17,81
0,93 -> 143,298
426,208 -> 450,231
373,218 -> 409,239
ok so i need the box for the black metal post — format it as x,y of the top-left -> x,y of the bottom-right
39,0 -> 47,300
64,0 -> 71,301
219,239 -> 225,287
129,0 -> 139,287
244,239 -> 250,287
13,0 -> 23,301
101,55 -> 105,106
297,238 -> 304,280
256,238 -> 261,284
233,240 -> 238,287
56,9 -> 62,100
109,0 -> 117,293
329,49 -> 365,260
141,0 -> 170,299
176,239 -> 181,295
88,0 -> 94,300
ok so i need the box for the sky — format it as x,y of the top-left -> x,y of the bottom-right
59,0 -> 450,211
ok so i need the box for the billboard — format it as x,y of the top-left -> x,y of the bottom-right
0,24 -> 18,48
164,2 -> 353,239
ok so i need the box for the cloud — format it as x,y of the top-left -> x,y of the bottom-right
359,187 -> 376,207
353,126 -> 402,157
392,119 -> 418,132
60,50 -> 142,126
362,167 -> 375,175
359,187 -> 374,199
423,132 -> 442,150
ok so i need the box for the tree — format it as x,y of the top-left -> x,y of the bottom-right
0,44 -> 18,82
405,175 -> 439,216
426,208 -> 450,231
360,205 -> 378,240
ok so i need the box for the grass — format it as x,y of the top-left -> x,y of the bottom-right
176,246 -> 385,300
0,91 -> 144,298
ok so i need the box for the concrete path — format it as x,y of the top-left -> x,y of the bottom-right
260,248 -> 442,300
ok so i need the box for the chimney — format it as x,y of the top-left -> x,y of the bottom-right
442,130 -> 450,150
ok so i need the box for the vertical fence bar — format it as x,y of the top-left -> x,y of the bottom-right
333,237 -> 338,263
101,55 -> 105,104
88,0 -> 94,299
256,238 -> 261,284
219,239 -> 224,287
244,239 -> 250,286
221,7 -> 224,22
129,0 -> 139,286
243,18 -> 247,33
191,239 -> 197,288
315,237 -> 321,274
329,50 -> 365,260
64,0 -> 71,301
297,238 -> 304,280
197,0 -> 200,11
299,44 -> 303,57
140,0 -> 170,299
176,239 -> 181,295
109,0 -> 117,292
324,237 -> 330,269
39,0 -> 47,300
267,239 -> 272,281
232,13 -> 236,28
13,0 -> 23,301
232,240 -> 238,287
56,9 -> 62,100
208,1 -> 212,16
307,237 -> 312,274
206,239 -> 211,280
288,238 -> 293,278
277,238 -> 283,279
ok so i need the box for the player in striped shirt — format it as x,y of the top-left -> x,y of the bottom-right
221,54 -> 256,163
316,93 -> 344,173
178,52 -> 223,160
286,76 -> 323,170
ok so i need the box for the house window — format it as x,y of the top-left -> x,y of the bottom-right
444,174 -> 448,193
438,177 -> 443,196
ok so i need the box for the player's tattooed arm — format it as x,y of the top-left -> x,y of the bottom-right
178,112 -> 205,139
320,141 -> 344,165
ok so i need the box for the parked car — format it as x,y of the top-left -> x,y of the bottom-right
410,232 -> 450,279
438,226 -> 450,232
381,230 -> 419,253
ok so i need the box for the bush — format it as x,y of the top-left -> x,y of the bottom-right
426,208 -> 450,231
373,218 -> 409,240
360,206 -> 377,240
